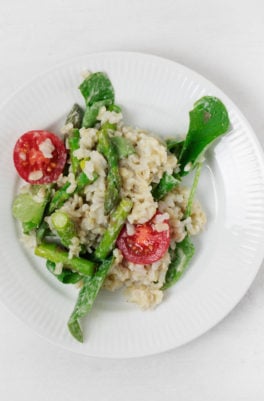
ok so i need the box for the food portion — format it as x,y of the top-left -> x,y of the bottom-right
12,71 -> 230,342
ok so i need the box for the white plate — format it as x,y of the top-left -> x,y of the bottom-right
0,52 -> 264,358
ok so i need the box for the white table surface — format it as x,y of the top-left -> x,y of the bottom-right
1,0 -> 264,400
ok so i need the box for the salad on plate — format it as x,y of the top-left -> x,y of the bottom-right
12,71 -> 230,342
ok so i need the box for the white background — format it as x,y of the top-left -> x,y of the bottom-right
1,0 -> 264,400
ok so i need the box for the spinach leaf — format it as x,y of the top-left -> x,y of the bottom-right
166,139 -> 184,158
79,72 -> 115,128
163,236 -> 195,290
111,136 -> 135,159
46,260 -> 82,284
108,104 -> 122,113
82,99 -> 113,128
179,96 -> 230,175
152,172 -> 180,201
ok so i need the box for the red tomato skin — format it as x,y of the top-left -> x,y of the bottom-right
13,130 -> 67,184
117,212 -> 170,265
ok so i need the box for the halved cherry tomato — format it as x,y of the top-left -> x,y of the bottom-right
117,212 -> 170,264
13,130 -> 67,184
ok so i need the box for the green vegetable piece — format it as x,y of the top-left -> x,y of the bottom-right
12,186 -> 50,230
79,72 -> 115,106
111,136 -> 135,159
166,139 -> 184,157
184,162 -> 202,218
51,211 -> 77,248
68,128 -> 80,175
82,99 -> 112,128
65,103 -> 84,129
48,172 -> 98,214
79,72 -> 115,128
35,242 -> 95,277
163,236 -> 195,290
68,256 -> 114,342
48,182 -> 71,214
94,198 -> 133,261
98,123 -> 121,214
179,96 -> 230,175
36,220 -> 51,243
76,171 -> 98,190
46,260 -> 82,284
108,104 -> 122,113
22,221 -> 38,234
152,172 -> 180,201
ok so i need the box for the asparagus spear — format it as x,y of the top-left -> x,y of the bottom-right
68,256 -> 114,342
97,123 -> 121,214
50,211 -> 77,248
36,220 -> 51,243
35,242 -> 95,276
94,197 -> 133,261
65,103 -> 84,129
48,171 -> 98,214
68,128 -> 81,175
46,260 -> 82,284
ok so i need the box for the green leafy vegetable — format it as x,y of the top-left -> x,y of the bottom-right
152,172 -> 180,201
68,256 -> 114,342
65,103 -> 84,129
163,236 -> 195,289
166,139 -> 184,157
179,96 -> 230,174
79,72 -> 115,128
111,136 -> 135,159
108,104 -> 122,113
46,260 -> 82,284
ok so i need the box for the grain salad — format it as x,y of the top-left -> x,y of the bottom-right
12,71 -> 230,342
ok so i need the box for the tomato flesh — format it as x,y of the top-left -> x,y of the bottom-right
117,212 -> 170,264
13,130 -> 67,184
